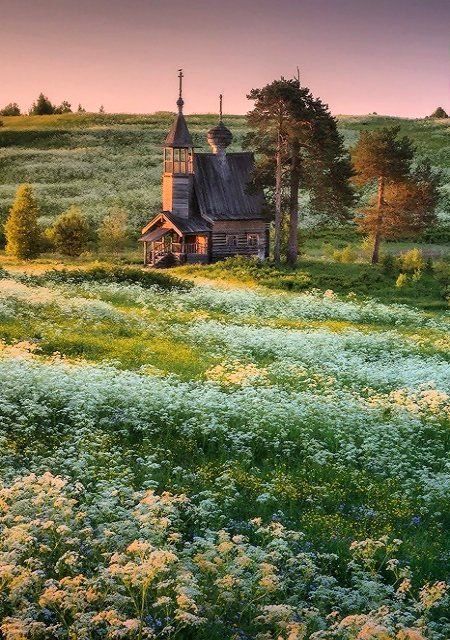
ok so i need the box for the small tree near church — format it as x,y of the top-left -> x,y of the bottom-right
4,184 -> 41,259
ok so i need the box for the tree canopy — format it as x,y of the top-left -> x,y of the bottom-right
49,206 -> 90,256
352,128 -> 440,261
0,102 -> 21,116
246,77 -> 354,265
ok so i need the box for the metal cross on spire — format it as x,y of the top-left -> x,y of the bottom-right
177,69 -> 184,113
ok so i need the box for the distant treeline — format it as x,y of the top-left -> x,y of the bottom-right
0,93 -> 105,116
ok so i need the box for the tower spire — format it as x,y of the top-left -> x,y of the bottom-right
177,69 -> 184,114
219,94 -> 223,122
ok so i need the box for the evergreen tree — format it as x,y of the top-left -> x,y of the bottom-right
4,184 -> 41,259
98,207 -> 129,253
0,102 -> 21,116
246,77 -> 354,266
49,206 -> 90,256
29,93 -> 55,115
429,107 -> 448,119
351,126 -> 414,263
54,101 -> 72,114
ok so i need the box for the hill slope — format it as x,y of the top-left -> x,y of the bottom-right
0,112 -> 449,230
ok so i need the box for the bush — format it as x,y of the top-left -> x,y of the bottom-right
332,245 -> 357,263
98,206 -> 129,253
397,248 -> 425,273
381,253 -> 397,274
48,206 -> 90,256
420,223 -> 450,244
0,102 -> 20,116
396,273 -> 409,288
42,265 -> 193,290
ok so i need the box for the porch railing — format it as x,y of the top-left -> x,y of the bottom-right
151,241 -> 208,255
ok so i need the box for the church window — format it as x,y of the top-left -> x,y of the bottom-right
247,233 -> 259,247
164,148 -> 173,173
226,234 -> 238,247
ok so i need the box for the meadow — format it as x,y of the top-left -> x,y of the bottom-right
0,110 -> 449,638
1,112 -> 449,233
0,264 -> 449,639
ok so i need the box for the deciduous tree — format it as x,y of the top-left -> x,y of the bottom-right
98,206 -> 129,253
4,184 -> 41,259
49,206 -> 90,256
0,102 -> 21,116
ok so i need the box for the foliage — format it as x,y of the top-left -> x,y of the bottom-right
41,264 -> 193,290
0,102 -> 20,116
54,100 -> 72,114
352,127 -> 441,262
429,107 -> 448,119
98,206 -> 130,253
332,245 -> 357,263
0,473 -> 447,640
352,126 -> 414,187
29,92 -> 56,115
0,267 -> 449,637
246,76 -> 354,264
177,256 -> 446,309
396,273 -> 409,288
48,205 -> 90,256
397,249 -> 425,273
4,184 -> 41,259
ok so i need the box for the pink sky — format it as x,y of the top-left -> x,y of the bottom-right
1,0 -> 449,117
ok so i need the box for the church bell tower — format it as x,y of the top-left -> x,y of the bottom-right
162,70 -> 194,218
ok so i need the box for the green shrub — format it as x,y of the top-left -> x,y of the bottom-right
397,248 -> 425,273
332,245 -> 357,263
42,265 -> 192,290
381,253 -> 397,274
396,273 -> 409,288
420,223 -> 450,244
48,206 -> 90,256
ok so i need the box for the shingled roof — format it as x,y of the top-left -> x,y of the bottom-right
164,113 -> 193,148
163,211 -> 211,233
193,152 -> 265,221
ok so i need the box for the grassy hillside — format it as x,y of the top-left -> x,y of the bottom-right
1,112 -> 449,232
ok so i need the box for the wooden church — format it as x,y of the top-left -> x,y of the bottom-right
139,72 -> 269,267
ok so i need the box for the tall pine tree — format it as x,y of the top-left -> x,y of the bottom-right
351,126 -> 414,263
5,184 -> 41,259
246,77 -> 354,266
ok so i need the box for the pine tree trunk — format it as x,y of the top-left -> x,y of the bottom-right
287,138 -> 300,268
274,109 -> 283,264
371,175 -> 385,264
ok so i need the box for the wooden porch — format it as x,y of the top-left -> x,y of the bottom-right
143,235 -> 209,267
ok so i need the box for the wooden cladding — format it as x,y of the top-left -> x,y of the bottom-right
211,228 -> 268,257
162,174 -> 192,218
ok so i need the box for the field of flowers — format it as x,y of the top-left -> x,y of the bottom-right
0,268 -> 449,639
1,113 -> 449,228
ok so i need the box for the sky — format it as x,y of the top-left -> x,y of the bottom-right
1,0 -> 449,117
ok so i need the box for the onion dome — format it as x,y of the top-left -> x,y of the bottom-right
207,94 -> 232,154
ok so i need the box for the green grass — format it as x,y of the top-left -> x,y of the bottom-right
0,262 -> 449,584
1,112 -> 449,233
